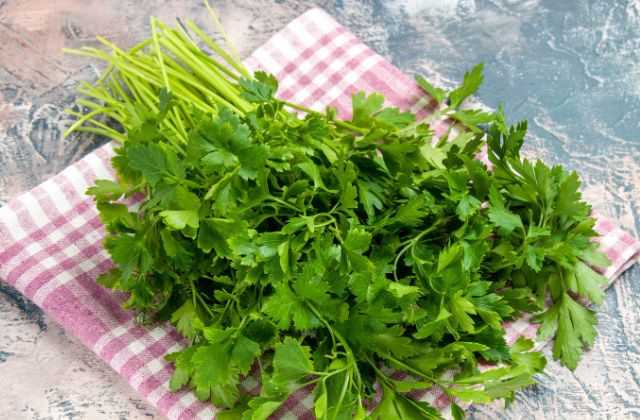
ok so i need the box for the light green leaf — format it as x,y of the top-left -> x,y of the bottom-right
438,243 -> 462,272
488,206 -> 523,234
456,194 -> 481,221
87,179 -> 126,201
272,337 -> 314,383
231,335 -> 261,374
160,210 -> 199,230
127,143 -> 169,186
387,282 -> 422,299
579,247 -> 611,268
572,261 -> 607,304
415,74 -> 446,104
448,387 -> 491,403
344,226 -> 372,254
449,63 -> 484,108
414,307 -> 451,339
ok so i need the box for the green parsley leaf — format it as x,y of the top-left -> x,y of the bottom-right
239,71 -> 278,103
72,25 -> 613,417
160,210 -> 200,230
415,74 -> 446,105
272,337 -> 314,383
87,179 -> 126,201
449,63 -> 484,108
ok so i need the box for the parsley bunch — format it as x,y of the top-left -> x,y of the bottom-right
67,12 -> 610,420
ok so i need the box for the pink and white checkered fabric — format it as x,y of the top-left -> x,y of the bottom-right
0,8 -> 638,419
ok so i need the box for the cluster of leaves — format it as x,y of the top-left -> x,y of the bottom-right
85,60 -> 609,419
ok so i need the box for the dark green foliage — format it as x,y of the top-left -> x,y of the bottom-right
85,63 -> 608,419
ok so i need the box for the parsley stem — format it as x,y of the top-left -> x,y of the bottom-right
203,0 -> 250,78
393,218 -> 451,281
330,225 -> 344,243
305,302 -> 362,389
296,376 -> 323,389
305,301 -> 336,349
196,291 -> 215,318
190,278 -> 215,319
185,19 -> 247,79
395,105 -> 446,136
266,196 -> 301,212
313,366 -> 348,378
380,354 -> 449,387
71,126 -> 127,143
335,120 -> 368,135
151,18 -> 170,91
393,242 -> 413,282
331,368 -> 351,420
367,358 -> 393,386
189,279 -> 198,312
64,107 -> 116,138
280,100 -> 368,135
215,298 -> 233,325
158,34 -> 246,113
279,100 -> 313,114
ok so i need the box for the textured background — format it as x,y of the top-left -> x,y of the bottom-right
1,0 -> 639,419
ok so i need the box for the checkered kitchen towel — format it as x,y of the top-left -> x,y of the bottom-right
1,8 -> 639,420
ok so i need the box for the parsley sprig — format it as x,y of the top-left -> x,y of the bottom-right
67,13 -> 610,420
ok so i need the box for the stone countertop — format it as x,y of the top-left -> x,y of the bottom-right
1,1 -> 638,419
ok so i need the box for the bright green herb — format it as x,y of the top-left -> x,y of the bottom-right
68,11 -> 609,419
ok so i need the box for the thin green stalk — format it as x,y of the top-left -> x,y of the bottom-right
91,43 -> 195,111
159,35 -> 245,113
65,110 -> 124,136
159,29 -> 248,112
156,54 -> 229,111
203,0 -> 251,78
72,126 -> 127,143
281,100 -> 367,134
266,196 -> 302,212
177,104 -> 195,126
77,83 -> 126,109
130,38 -> 154,54
114,71 -> 189,151
396,106 -> 446,136
172,108 -> 189,141
75,98 -> 110,110
380,354 -> 448,387
120,73 -> 157,111
67,102 -> 123,122
107,76 -> 130,104
165,113 -> 189,146
332,370 -> 352,420
64,107 -> 116,137
174,22 -> 241,82
194,288 -> 215,318
185,19 -> 246,79
95,62 -> 115,86
150,17 -> 171,91
162,24 -> 247,103
63,47 -> 107,60
306,302 -> 362,389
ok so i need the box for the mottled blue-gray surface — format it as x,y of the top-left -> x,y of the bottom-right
0,0 -> 638,419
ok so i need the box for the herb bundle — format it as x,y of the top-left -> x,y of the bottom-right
67,10 -> 610,420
